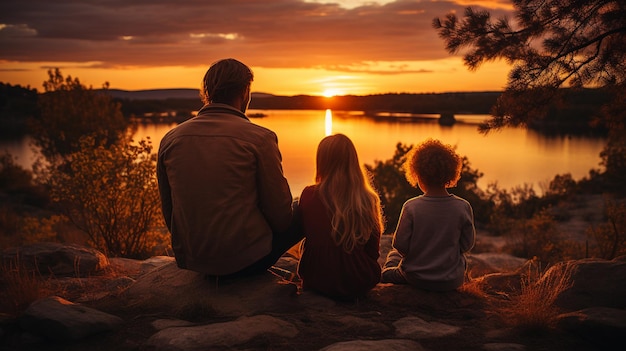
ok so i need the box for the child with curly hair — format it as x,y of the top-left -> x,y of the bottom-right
381,138 -> 475,291
297,134 -> 385,300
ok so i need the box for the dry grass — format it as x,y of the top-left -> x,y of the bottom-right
498,260 -> 575,333
0,257 -> 51,315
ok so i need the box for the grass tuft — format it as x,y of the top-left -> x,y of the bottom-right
498,260 -> 574,333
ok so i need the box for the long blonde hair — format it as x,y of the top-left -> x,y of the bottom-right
315,134 -> 384,252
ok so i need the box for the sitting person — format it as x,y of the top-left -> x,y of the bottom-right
157,58 -> 302,279
297,134 -> 384,300
381,138 -> 475,291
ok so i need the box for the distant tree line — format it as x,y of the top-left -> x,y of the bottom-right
0,83 -> 612,138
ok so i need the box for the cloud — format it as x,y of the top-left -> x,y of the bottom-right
0,0 -> 513,70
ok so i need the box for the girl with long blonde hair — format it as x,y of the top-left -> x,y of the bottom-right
297,134 -> 384,300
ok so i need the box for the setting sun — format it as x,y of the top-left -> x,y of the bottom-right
322,89 -> 341,98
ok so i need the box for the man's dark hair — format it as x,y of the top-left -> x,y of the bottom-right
200,58 -> 254,105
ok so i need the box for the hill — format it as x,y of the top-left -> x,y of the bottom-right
106,89 -> 275,101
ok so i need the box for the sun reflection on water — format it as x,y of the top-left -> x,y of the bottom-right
325,109 -> 333,136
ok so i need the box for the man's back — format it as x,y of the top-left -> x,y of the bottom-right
157,103 -> 293,275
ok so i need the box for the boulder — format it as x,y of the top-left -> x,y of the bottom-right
146,314 -> 298,351
556,307 -> 626,347
467,253 -> 528,276
123,261 -> 300,318
542,257 -> 626,311
2,242 -> 109,277
19,296 -> 122,340
319,339 -> 427,351
393,315 -> 461,339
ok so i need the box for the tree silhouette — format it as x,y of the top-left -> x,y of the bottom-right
30,68 -> 128,161
433,0 -> 625,130
433,0 -> 626,190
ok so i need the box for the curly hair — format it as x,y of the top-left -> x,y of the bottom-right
404,138 -> 462,189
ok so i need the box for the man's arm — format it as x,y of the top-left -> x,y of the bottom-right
156,153 -> 173,232
256,132 -> 293,233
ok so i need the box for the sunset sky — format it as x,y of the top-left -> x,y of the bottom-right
1,0 -> 515,96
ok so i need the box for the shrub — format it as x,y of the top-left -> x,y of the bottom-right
41,133 -> 168,258
587,198 -> 626,259
505,210 -> 584,264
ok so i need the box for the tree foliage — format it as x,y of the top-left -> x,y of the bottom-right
0,83 -> 38,136
42,134 -> 166,258
366,143 -> 490,233
30,68 -> 128,160
433,0 -> 626,130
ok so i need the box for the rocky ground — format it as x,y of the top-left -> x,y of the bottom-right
1,194 -> 624,351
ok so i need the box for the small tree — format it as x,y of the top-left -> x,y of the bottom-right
44,133 -> 167,258
30,68 -> 128,161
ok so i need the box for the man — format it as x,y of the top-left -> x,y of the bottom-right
157,58 -> 301,278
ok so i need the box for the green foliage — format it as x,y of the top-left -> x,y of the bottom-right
29,68 -> 128,160
42,133 -> 167,258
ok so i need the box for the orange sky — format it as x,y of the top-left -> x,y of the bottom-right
0,0 -> 514,96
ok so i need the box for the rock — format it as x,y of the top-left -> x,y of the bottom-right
468,253 -> 528,276
140,255 -> 175,274
472,258 -> 542,296
543,257 -> 626,311
370,283 -> 486,319
483,343 -> 526,351
332,315 -> 390,335
393,315 -> 461,338
145,314 -> 298,351
19,296 -> 122,340
2,242 -> 109,277
296,291 -> 337,311
151,319 -> 195,330
319,339 -> 426,351
123,261 -> 300,317
556,307 -> 626,347
108,257 -> 142,276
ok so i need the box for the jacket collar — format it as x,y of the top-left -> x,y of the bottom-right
196,103 -> 250,121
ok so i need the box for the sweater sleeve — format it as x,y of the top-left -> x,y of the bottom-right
391,203 -> 413,256
460,202 -> 476,253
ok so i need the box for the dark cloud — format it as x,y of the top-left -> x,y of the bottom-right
0,0 -> 512,72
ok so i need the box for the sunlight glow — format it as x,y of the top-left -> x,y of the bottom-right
0,58 -> 511,95
323,89 -> 341,97
325,109 -> 333,136
304,0 -> 396,9
189,33 -> 239,40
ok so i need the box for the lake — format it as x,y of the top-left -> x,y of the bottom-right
1,109 -> 607,197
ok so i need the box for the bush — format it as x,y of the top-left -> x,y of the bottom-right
587,198 -> 626,259
40,133 -> 168,258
